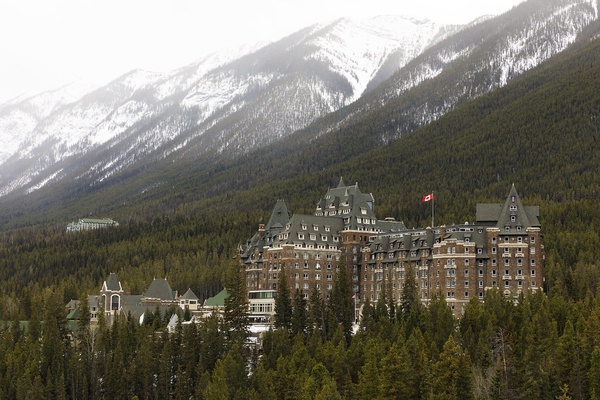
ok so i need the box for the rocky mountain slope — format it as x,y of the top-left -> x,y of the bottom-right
0,0 -> 597,219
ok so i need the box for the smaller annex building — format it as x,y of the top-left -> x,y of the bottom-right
67,218 -> 119,232
66,274 -> 232,327
240,180 -> 544,320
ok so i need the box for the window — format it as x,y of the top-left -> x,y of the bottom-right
464,281 -> 469,288
505,226 -> 510,232
464,270 -> 469,277
505,280 -> 510,288
111,294 -> 120,311
303,273 -> 309,280
479,269 -> 483,277
531,269 -> 536,277
492,269 -> 497,277
510,215 -> 516,222
315,274 -> 321,280
327,274 -> 332,281
492,237 -> 497,244
492,259 -> 497,266
492,247 -> 497,254
478,280 -> 483,288
504,259 -> 510,266
530,236 -> 536,244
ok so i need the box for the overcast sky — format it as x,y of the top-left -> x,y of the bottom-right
0,0 -> 526,104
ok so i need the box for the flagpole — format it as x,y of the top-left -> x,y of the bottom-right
431,191 -> 435,228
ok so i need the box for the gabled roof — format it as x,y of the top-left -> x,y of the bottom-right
143,278 -> 176,301
180,288 -> 198,300
103,273 -> 123,292
266,199 -> 290,230
279,214 -> 344,246
204,289 -> 229,307
476,184 -> 540,229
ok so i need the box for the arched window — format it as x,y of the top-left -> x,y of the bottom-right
111,294 -> 120,311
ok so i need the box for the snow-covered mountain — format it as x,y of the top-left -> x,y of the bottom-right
0,0 -> 597,202
0,16 -> 454,197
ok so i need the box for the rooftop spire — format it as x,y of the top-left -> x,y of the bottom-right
337,176 -> 346,188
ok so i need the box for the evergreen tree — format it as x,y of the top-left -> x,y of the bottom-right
309,286 -> 326,339
329,254 -> 354,343
224,262 -> 249,347
379,342 -> 411,399
274,266 -> 293,331
590,346 -> 600,400
292,289 -> 308,336
432,336 -> 474,400
401,263 -> 421,335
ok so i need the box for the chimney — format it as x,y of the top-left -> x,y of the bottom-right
258,224 -> 265,240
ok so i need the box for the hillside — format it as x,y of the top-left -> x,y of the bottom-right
0,16 -> 599,306
0,0 -> 595,210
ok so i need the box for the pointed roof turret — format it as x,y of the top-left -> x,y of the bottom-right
143,278 -> 176,301
337,176 -> 346,188
180,288 -> 198,300
102,273 -> 123,292
266,199 -> 290,229
476,184 -> 540,229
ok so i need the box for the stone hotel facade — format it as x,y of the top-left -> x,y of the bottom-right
239,179 -> 544,320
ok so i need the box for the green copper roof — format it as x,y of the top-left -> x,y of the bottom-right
203,289 -> 229,307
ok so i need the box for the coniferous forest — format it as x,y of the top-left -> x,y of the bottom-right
1,17 -> 600,400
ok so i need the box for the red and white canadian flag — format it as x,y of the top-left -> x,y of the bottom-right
422,193 -> 433,202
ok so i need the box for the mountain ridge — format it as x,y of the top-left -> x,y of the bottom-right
0,0 -> 597,228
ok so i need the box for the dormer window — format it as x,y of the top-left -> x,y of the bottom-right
510,205 -> 517,211
302,224 -> 307,230
510,216 -> 516,222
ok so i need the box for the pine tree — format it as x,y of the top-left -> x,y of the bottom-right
292,289 -> 308,336
431,336 -> 474,400
224,262 -> 249,347
274,266 -> 293,331
330,253 -> 354,343
379,342 -> 411,399
309,286 -> 325,339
